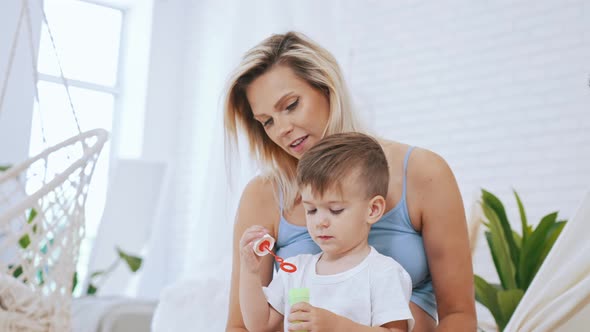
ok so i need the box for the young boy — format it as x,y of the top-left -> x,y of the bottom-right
239,132 -> 414,332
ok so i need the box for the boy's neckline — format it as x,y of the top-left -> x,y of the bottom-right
314,245 -> 374,277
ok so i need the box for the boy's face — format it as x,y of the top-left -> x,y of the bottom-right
300,174 -> 377,257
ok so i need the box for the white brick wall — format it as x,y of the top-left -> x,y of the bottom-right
343,0 -> 590,231
339,1 -> 589,323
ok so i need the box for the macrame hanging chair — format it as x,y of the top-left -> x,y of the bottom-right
0,0 -> 108,331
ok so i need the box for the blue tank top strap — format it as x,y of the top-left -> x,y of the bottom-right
401,146 -> 415,200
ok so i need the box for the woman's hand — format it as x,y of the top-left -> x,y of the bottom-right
239,225 -> 269,274
287,302 -> 343,331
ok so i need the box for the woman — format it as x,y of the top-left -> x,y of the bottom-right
224,31 -> 476,331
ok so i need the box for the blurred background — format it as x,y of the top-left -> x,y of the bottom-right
1,0 -> 589,330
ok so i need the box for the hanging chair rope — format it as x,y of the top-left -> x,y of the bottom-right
0,0 -> 82,137
0,128 -> 108,331
0,0 -> 109,330
35,0 -> 82,135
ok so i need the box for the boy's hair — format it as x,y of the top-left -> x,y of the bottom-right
297,132 -> 389,199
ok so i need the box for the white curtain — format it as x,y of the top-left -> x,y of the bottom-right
504,192 -> 590,331
135,0 -> 353,298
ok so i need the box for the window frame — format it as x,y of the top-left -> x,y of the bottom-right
33,0 -> 128,294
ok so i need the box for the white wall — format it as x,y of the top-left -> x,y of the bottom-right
345,0 -> 590,219
340,0 -> 590,279
337,2 -> 590,324
0,1 -> 41,165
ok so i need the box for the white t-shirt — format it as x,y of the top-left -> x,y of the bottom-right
263,246 -> 414,331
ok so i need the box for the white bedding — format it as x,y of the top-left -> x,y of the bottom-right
151,275 -> 231,331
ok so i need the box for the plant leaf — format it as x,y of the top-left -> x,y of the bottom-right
489,283 -> 503,291
482,204 -> 517,289
0,165 -> 11,172
18,209 -> 40,250
40,243 -> 48,254
90,270 -> 105,279
28,209 -> 38,234
86,283 -> 98,295
72,272 -> 78,293
534,221 -> 566,276
482,190 -> 520,270
512,229 -> 522,287
514,190 -> 529,245
512,231 -> 521,249
12,265 -> 23,278
518,212 -> 558,290
117,247 -> 142,272
18,234 -> 31,249
474,275 -> 504,329
27,208 -> 38,224
37,269 -> 44,285
497,289 -> 525,330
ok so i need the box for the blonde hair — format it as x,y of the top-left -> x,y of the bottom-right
224,31 -> 362,211
297,132 -> 389,200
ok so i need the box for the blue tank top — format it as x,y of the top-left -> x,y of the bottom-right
275,147 -> 437,320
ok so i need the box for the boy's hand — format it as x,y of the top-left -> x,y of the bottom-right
239,225 -> 269,274
287,302 -> 343,331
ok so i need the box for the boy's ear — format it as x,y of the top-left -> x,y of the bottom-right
367,195 -> 386,225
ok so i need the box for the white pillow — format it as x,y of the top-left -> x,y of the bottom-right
152,275 -> 231,331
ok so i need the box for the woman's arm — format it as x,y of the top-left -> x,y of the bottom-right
381,320 -> 408,332
408,149 -> 477,331
226,177 -> 280,332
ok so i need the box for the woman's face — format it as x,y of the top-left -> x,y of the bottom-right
246,65 -> 330,160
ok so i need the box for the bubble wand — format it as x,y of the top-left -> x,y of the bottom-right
253,234 -> 297,273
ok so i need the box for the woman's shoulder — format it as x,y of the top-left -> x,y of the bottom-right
379,139 -> 454,189
378,138 -> 453,180
235,175 -> 280,231
406,147 -> 454,185
240,175 -> 279,209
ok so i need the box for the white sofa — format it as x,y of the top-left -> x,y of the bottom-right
72,296 -> 157,332
152,275 -> 231,331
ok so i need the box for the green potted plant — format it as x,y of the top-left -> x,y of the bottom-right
474,189 -> 566,331
73,246 -> 143,295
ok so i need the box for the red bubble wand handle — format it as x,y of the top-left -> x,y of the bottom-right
253,235 -> 297,273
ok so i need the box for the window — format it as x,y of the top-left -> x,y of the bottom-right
29,0 -> 123,292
